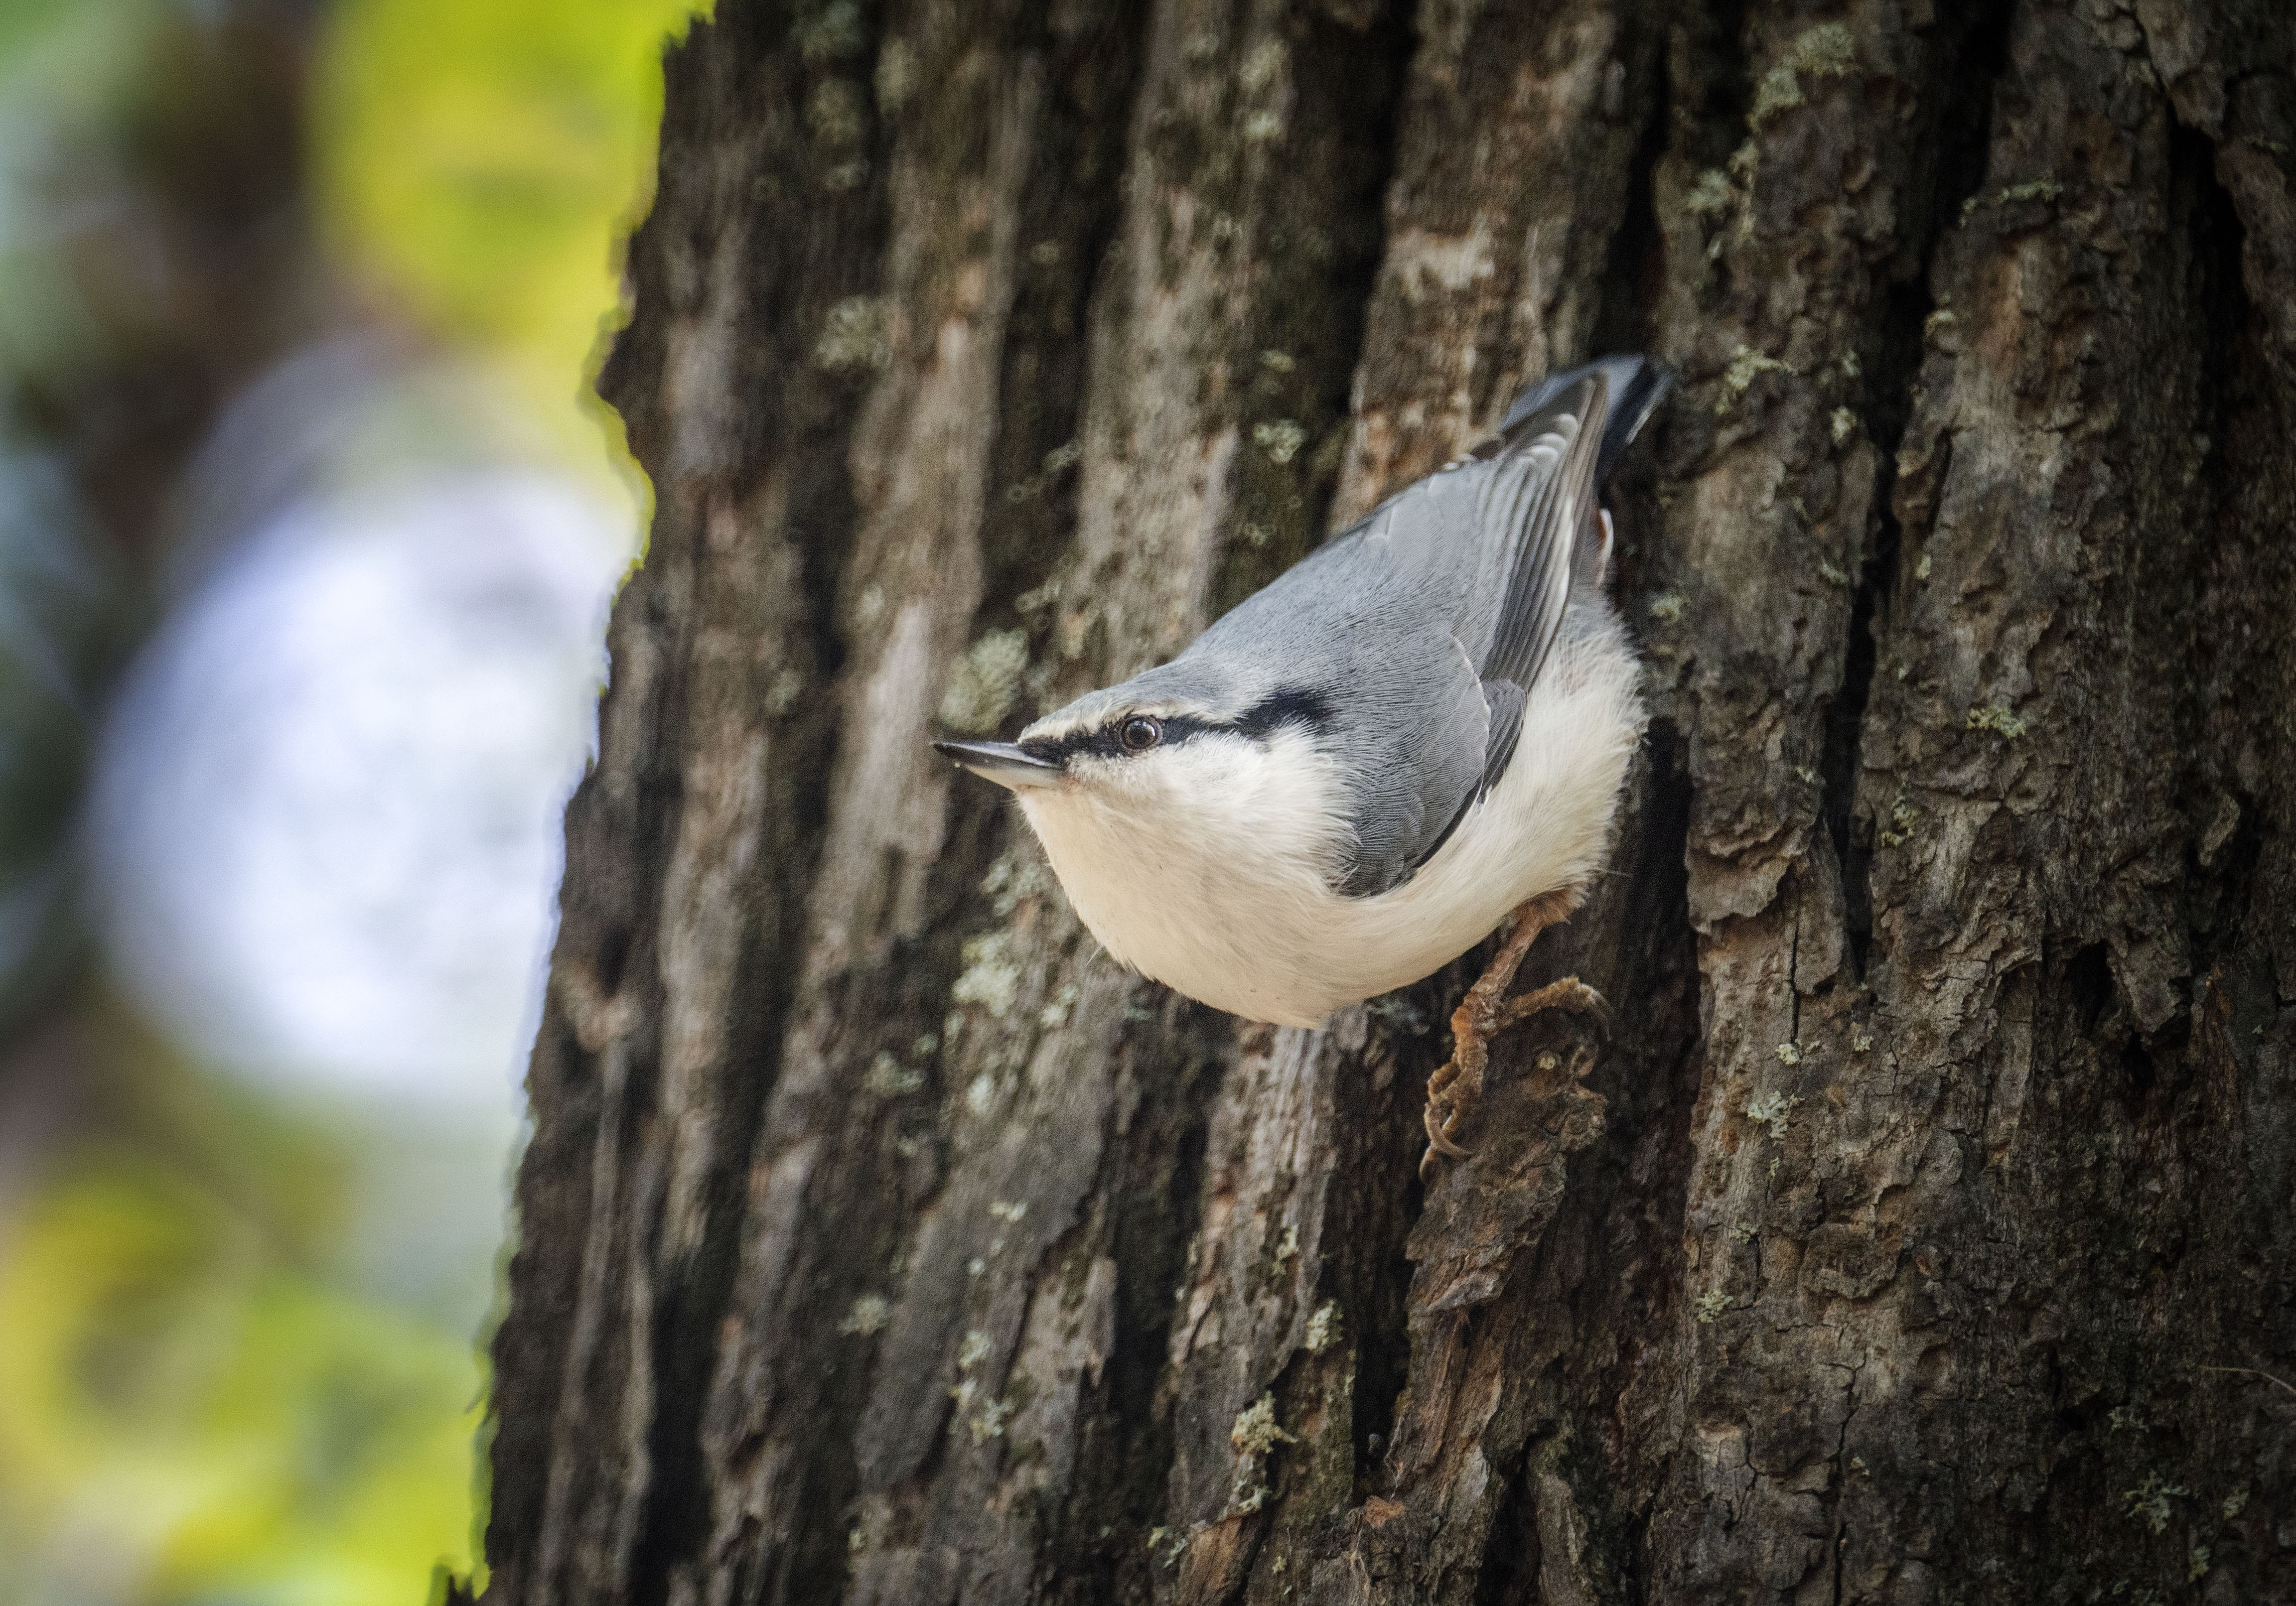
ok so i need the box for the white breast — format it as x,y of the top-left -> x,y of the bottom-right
1016,605 -> 1646,1028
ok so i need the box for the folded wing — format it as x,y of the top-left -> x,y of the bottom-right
1162,356 -> 1666,898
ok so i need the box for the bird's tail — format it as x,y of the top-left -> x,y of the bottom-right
1500,355 -> 1672,485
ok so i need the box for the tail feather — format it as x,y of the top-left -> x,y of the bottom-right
1499,354 -> 1672,486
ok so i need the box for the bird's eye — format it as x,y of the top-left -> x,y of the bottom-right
1119,715 -> 1162,752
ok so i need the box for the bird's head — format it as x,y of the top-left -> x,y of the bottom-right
933,663 -> 1346,877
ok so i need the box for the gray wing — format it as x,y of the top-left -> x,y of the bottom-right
1459,368 -> 1609,802
1159,366 -> 1621,895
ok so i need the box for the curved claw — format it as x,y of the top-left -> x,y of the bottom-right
1420,1096 -> 1475,1183
1420,1144 -> 1468,1185
1423,1101 -> 1473,1159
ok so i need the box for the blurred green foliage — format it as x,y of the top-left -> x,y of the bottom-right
0,1001 -> 501,1605
0,0 -> 708,1602
315,0 -> 713,511
0,453 -> 112,1032
0,1147 -> 481,1604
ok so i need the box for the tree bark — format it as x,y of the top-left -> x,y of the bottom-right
483,1 -> 2296,1602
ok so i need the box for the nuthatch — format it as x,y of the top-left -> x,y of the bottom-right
938,356 -> 1668,1176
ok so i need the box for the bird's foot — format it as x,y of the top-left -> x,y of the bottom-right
1419,972 -> 1611,1182
1418,894 -> 1578,1183
1420,1022 -> 1488,1174
1494,976 -> 1612,1034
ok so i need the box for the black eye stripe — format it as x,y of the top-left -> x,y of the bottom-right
1234,686 -> 1334,739
1019,688 -> 1329,763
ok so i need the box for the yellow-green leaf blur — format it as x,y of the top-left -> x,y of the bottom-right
0,0 -> 708,1601
315,0 -> 712,511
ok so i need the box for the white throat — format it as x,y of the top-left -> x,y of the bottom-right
1014,727 -> 1348,1025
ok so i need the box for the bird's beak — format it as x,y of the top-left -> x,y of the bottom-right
933,739 -> 1062,791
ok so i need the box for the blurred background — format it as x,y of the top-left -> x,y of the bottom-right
0,1 -> 704,1600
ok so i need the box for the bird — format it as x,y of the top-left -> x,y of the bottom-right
936,355 -> 1668,1179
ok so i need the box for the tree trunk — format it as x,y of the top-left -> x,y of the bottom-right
482,0 -> 2296,1601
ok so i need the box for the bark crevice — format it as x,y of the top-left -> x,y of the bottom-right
484,1 -> 2296,1601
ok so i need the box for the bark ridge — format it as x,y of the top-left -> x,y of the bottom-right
484,1 -> 2296,1602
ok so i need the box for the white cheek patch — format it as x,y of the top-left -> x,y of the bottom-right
1063,733 -> 1343,879
1012,729 -> 1354,1019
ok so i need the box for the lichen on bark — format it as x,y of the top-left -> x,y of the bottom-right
483,2 -> 2296,1603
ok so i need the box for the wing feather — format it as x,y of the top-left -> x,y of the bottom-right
1465,370 -> 1609,794
1144,357 -> 1666,899
1375,371 -> 1617,881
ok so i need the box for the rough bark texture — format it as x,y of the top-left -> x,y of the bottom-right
484,1 -> 2296,1602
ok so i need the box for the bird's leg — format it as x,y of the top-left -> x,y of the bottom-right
1493,976 -> 1613,1034
1419,891 -> 1601,1182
